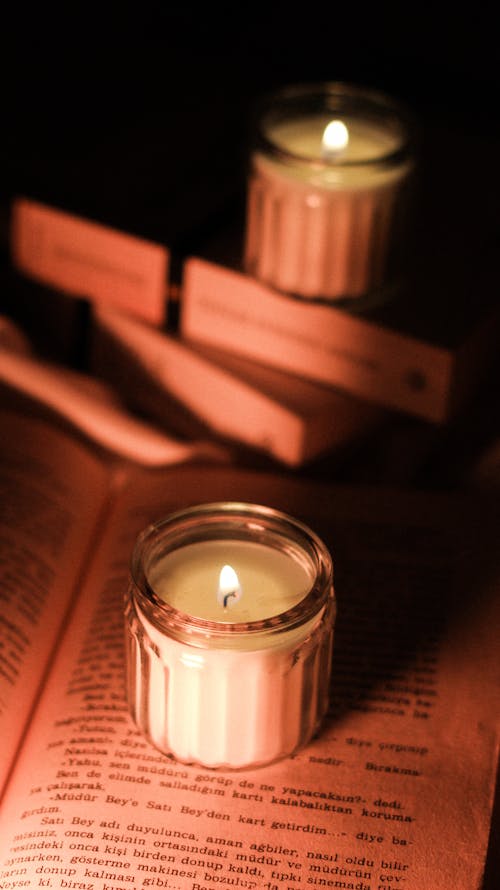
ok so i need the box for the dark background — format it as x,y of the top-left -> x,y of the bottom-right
1,5 -> 498,469
1,4 -> 498,245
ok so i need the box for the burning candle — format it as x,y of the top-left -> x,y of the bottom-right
125,502 -> 335,769
244,82 -> 415,302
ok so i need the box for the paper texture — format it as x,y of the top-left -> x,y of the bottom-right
0,414 -> 498,890
11,199 -> 169,325
181,256 -> 452,422
91,305 -> 384,467
0,416 -> 111,792
0,348 -> 229,466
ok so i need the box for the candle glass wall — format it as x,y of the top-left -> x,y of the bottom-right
244,82 -> 415,304
125,502 -> 335,770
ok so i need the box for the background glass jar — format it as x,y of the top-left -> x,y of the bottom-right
244,81 -> 416,304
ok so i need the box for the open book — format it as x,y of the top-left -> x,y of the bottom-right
0,406 -> 499,890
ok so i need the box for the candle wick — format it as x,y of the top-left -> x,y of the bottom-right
223,590 -> 238,608
217,564 -> 242,608
321,145 -> 343,162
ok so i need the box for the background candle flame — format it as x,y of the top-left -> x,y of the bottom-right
217,564 -> 242,608
321,119 -> 349,158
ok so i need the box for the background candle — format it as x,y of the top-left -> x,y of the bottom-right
125,502 -> 335,770
244,82 -> 415,302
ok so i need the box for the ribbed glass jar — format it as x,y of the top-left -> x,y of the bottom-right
125,502 -> 335,769
244,81 -> 415,303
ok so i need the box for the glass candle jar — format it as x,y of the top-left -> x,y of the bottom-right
244,81 -> 415,303
125,502 -> 335,769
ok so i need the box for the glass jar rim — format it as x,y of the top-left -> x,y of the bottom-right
129,501 -> 334,641
251,80 -> 416,172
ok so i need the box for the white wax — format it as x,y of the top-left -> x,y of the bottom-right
245,108 -> 412,299
150,539 -> 312,622
266,114 -> 403,188
129,538 -> 334,768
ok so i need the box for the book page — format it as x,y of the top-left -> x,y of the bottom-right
0,349 -> 229,467
0,463 -> 498,890
0,411 -> 113,795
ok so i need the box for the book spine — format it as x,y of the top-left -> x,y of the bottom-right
180,258 -> 453,423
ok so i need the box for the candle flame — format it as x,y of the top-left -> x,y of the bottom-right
217,564 -> 242,609
322,119 -> 349,159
